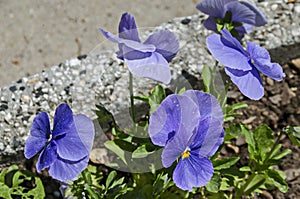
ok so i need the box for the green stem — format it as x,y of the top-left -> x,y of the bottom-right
235,172 -> 256,199
261,130 -> 284,170
129,71 -> 135,124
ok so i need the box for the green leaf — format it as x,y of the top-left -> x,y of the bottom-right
94,104 -> 121,134
12,170 -> 30,187
132,144 -> 156,158
82,168 -> 93,184
244,174 -> 266,195
177,87 -> 186,94
225,123 -> 249,139
244,127 -> 255,155
0,168 -> 8,183
202,65 -> 214,94
106,171 -> 117,188
104,140 -> 129,165
219,177 -> 230,191
223,11 -> 232,23
253,125 -> 274,161
287,126 -> 300,146
266,169 -> 288,193
110,176 -> 125,189
226,103 -> 248,114
149,84 -> 166,114
224,103 -> 248,122
134,95 -> 149,103
25,176 -> 46,198
84,184 -> 100,199
213,157 -> 240,170
239,166 -> 251,172
218,83 -> 229,111
216,23 -> 224,33
271,148 -> 292,160
294,126 -> 300,133
95,104 -> 116,124
0,183 -> 12,199
205,174 -> 221,193
153,173 -> 171,195
202,65 -> 211,92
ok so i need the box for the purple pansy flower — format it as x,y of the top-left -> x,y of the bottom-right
196,0 -> 267,38
24,103 -> 95,182
149,90 -> 224,191
100,12 -> 179,84
206,28 -> 285,100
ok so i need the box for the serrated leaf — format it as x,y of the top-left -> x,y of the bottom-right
213,157 -> 240,170
266,169 -> 288,193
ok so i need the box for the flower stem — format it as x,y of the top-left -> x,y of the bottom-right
129,71 -> 135,124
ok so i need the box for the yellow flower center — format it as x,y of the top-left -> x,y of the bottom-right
181,149 -> 190,160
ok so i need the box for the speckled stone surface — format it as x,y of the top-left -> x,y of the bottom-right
0,0 -> 299,165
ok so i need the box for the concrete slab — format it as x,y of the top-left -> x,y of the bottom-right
0,0 -> 198,86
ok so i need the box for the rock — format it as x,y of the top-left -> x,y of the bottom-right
269,94 -> 282,105
236,136 -> 246,146
226,144 -> 239,154
243,116 -> 257,124
285,168 -> 300,181
89,148 -> 110,165
291,58 -> 300,72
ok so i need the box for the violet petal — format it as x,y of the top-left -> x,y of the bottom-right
173,154 -> 213,191
225,67 -> 264,100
